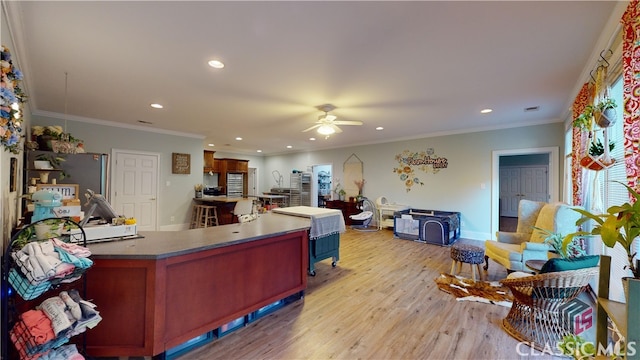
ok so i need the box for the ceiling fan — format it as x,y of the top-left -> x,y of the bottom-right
302,104 -> 363,135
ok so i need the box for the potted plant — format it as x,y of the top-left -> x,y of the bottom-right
573,104 -> 594,132
579,138 -> 615,171
594,98 -> 617,128
534,227 -> 586,259
557,334 -> 596,359
194,184 -> 204,198
35,153 -> 68,180
563,181 -> 640,297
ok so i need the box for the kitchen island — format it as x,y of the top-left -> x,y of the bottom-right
193,195 -> 245,224
84,212 -> 310,358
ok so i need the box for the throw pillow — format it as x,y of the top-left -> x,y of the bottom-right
540,255 -> 600,274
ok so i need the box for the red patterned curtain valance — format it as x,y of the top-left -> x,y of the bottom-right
572,83 -> 595,206
622,0 -> 640,198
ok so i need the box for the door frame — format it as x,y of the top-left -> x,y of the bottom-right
491,147 -> 559,240
311,163 -> 333,207
110,148 -> 160,231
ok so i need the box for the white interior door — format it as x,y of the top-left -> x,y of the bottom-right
111,150 -> 159,231
499,166 -> 548,217
520,166 -> 548,202
499,167 -> 521,217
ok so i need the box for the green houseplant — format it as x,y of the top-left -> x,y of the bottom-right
594,98 -> 617,128
534,227 -> 587,259
35,153 -> 68,180
563,181 -> 640,279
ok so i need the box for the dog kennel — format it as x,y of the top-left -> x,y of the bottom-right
393,209 -> 461,246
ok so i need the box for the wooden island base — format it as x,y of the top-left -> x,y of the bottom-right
84,214 -> 310,357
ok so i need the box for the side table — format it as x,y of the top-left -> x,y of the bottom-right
525,259 -> 547,274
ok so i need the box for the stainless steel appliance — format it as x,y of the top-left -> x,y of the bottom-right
27,150 -> 109,213
227,173 -> 244,197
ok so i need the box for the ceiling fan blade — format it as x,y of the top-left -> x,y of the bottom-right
303,124 -> 321,132
333,120 -> 363,126
332,124 -> 343,133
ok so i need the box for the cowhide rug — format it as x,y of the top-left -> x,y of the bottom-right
434,273 -> 513,307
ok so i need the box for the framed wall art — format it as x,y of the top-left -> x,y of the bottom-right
172,152 -> 191,174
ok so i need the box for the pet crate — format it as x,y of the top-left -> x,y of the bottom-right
393,209 -> 461,246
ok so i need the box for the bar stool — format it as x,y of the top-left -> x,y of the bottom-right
190,204 -> 203,229
200,205 -> 219,227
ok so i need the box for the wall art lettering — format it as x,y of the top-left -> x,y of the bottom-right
393,148 -> 448,192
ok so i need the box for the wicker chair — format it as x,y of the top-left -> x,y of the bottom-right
500,267 -> 599,352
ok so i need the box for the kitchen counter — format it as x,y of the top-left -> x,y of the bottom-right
85,212 -> 310,357
88,212 -> 311,259
192,195 -> 247,224
196,195 -> 245,202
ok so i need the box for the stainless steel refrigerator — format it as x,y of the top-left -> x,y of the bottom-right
28,150 -> 109,213
227,173 -> 244,197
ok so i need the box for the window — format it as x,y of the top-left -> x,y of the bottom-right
595,74 -> 631,302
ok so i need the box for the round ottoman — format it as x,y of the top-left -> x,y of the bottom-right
450,243 -> 485,281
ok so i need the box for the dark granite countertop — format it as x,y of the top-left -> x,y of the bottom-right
87,212 -> 311,260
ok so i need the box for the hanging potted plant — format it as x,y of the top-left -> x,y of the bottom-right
579,138 -> 615,171
572,105 -> 594,132
594,98 -> 617,128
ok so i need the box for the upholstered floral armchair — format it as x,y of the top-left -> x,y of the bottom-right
484,200 -> 582,272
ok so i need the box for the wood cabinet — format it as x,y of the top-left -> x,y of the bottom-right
325,200 -> 360,225
203,150 -> 217,173
596,255 -> 640,359
84,229 -> 309,357
203,153 -> 247,174
221,158 -> 248,173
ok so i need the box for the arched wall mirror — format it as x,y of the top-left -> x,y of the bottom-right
343,153 -> 363,198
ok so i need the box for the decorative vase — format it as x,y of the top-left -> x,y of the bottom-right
34,160 -> 53,170
195,190 -> 203,198
39,172 -> 50,184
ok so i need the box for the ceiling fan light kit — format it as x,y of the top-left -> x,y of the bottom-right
317,125 -> 336,135
302,103 -> 363,136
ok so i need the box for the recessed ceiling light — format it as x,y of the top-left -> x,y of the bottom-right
235,137 -> 242,141
376,127 -> 384,131
309,137 -> 316,141
208,143 -> 215,147
256,150 -> 262,153
208,60 -> 225,69
480,108 -> 492,114
150,103 -> 163,109
286,145 -> 293,149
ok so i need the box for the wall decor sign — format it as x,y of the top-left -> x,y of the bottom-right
172,152 -> 191,174
36,184 -> 79,200
393,148 -> 448,192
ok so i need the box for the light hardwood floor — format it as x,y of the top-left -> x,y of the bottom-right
176,229 -> 561,360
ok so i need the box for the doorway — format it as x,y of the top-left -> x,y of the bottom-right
311,164 -> 332,207
111,149 -> 160,231
247,167 -> 257,196
491,147 -> 559,239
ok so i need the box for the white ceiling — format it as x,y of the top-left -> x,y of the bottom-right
6,1 -> 621,155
